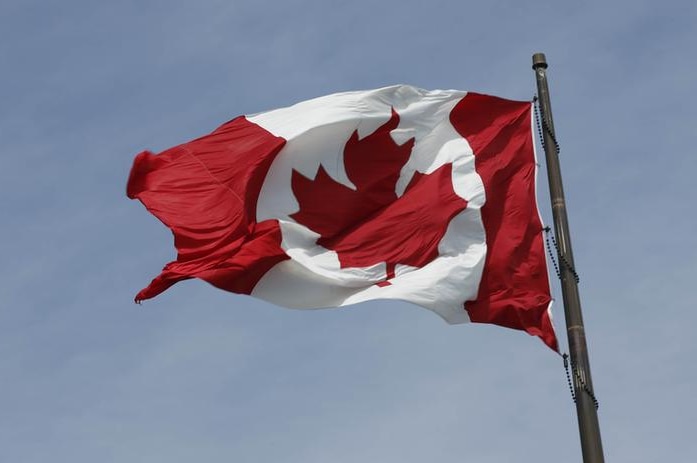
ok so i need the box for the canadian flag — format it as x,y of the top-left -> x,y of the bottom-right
127,85 -> 557,350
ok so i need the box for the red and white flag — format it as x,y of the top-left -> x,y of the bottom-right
127,85 -> 557,350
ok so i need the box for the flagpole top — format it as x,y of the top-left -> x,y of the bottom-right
532,53 -> 548,70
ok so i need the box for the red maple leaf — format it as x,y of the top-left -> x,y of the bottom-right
290,109 -> 468,283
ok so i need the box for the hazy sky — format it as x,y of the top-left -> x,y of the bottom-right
2,1 -> 695,461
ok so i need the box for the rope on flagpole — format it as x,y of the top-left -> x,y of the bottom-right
564,353 -> 600,410
535,97 -> 595,409
544,227 -> 580,284
535,96 -> 580,284
544,226 -> 562,280
533,95 -> 561,157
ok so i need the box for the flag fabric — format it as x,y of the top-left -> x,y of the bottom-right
127,85 -> 557,350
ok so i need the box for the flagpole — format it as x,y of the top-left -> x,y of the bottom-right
532,53 -> 605,463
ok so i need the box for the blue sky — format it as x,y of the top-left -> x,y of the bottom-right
1,0 -> 695,461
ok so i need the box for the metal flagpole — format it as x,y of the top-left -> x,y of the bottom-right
531,53 -> 605,463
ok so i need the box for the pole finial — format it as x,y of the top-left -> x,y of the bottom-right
532,53 -> 548,70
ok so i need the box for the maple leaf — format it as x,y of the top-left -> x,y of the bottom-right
290,109 -> 468,283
